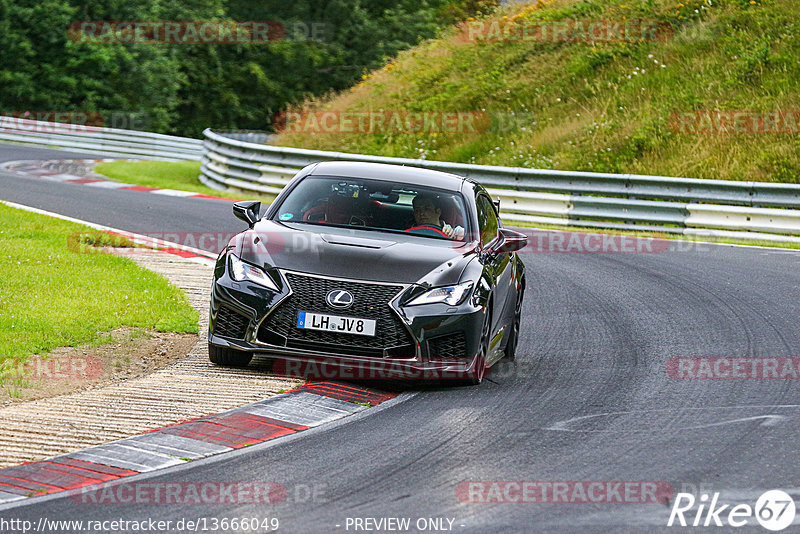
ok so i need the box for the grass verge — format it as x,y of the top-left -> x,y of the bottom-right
276,0 -> 800,183
0,203 -> 199,386
94,160 -> 275,202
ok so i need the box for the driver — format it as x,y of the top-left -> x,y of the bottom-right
407,193 -> 464,239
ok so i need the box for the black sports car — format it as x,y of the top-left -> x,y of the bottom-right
208,161 -> 527,384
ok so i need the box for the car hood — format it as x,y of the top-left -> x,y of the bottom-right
233,220 -> 477,286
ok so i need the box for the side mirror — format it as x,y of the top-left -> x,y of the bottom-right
489,228 -> 528,254
233,201 -> 261,228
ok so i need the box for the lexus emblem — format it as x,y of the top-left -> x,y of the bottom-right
326,289 -> 354,309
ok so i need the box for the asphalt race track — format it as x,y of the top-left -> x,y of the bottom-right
2,143 -> 800,533
0,145 -> 242,243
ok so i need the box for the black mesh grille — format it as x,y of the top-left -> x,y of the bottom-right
257,273 -> 415,358
427,332 -> 467,361
214,306 -> 249,339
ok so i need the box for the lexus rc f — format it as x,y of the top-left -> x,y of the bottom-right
208,161 -> 526,384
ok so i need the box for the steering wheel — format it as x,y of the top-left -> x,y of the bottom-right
302,197 -> 328,222
404,225 -> 450,238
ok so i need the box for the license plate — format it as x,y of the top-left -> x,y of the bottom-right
297,311 -> 377,337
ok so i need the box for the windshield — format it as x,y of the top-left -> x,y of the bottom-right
271,176 -> 469,241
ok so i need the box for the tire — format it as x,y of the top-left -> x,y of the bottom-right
503,284 -> 524,361
456,309 -> 491,386
208,343 -> 253,367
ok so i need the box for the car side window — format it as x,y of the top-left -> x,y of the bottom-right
476,195 -> 499,246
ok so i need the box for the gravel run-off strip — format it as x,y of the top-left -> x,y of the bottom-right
0,249 -> 302,468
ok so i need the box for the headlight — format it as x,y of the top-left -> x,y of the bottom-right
228,254 -> 279,291
407,281 -> 473,306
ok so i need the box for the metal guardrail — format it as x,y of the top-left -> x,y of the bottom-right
200,129 -> 800,242
0,116 -> 203,160
7,115 -> 796,241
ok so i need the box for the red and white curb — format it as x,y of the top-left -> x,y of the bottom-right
0,382 -> 397,504
0,159 -> 237,202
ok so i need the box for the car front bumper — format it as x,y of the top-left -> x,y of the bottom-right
208,267 -> 486,381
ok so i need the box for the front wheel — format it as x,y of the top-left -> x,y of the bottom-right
456,309 -> 491,386
208,344 -> 253,367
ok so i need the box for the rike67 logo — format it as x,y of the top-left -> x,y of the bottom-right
668,490 -> 796,531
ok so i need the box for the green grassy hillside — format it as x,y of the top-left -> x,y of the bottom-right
275,0 -> 800,182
